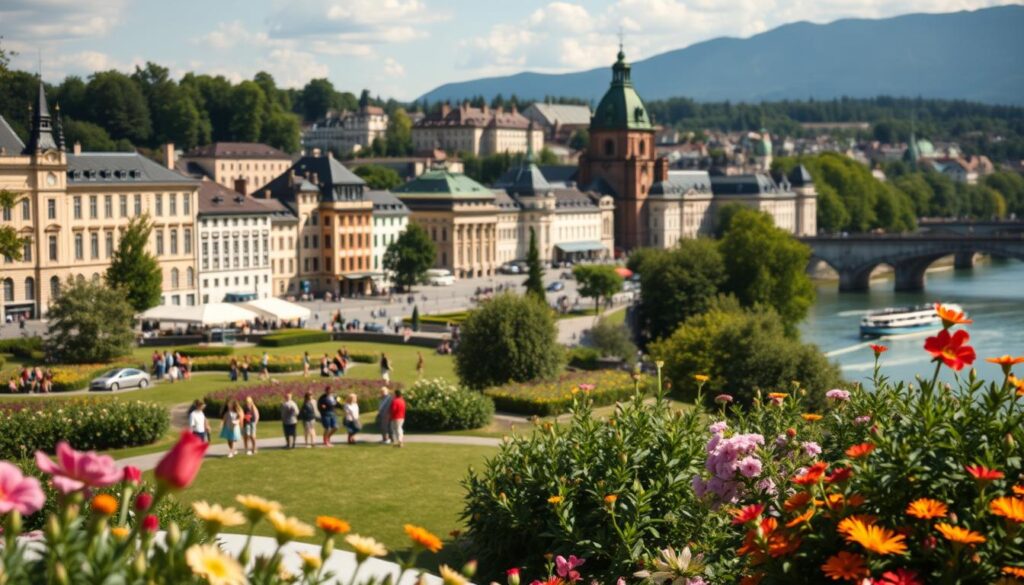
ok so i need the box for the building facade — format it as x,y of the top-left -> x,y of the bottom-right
302,101 -> 389,156
521,103 -> 592,143
412,103 -> 544,157
180,142 -> 292,196
368,191 -> 409,289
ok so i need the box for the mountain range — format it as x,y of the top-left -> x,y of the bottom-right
418,5 -> 1024,106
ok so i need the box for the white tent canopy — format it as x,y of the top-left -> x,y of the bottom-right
138,303 -> 259,325
240,298 -> 311,322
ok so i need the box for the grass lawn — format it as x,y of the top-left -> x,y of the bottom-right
159,443 -> 494,566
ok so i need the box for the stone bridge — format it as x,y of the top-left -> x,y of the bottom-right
800,234 -> 1024,292
917,219 -> 1024,236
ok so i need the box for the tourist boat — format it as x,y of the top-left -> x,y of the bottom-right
859,304 -> 963,337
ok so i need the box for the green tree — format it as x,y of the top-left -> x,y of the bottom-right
523,228 -> 545,300
228,81 -> 267,142
85,71 -> 151,144
537,147 -> 559,165
44,278 -> 135,364
385,108 -> 413,156
719,208 -> 814,335
586,316 -> 637,364
455,293 -> 563,389
63,118 -> 118,151
106,216 -> 162,312
383,223 -> 436,292
353,165 -> 402,190
0,189 -> 26,260
631,238 -> 725,343
650,296 -> 841,410
572,264 -> 623,315
261,110 -> 301,153
568,128 -> 589,151
411,305 -> 420,332
299,78 -> 340,122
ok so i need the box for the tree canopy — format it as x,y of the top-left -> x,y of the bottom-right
44,278 -> 136,364
383,223 -> 436,292
353,165 -> 402,190
572,264 -> 623,314
106,216 -> 162,312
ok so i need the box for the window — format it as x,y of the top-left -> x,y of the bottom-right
155,230 -> 164,255
325,235 -> 332,248
312,235 -> 318,248
183,194 -> 190,215
172,295 -> 180,306
187,294 -> 195,306
48,236 -> 57,261
604,139 -> 615,157
170,229 -> 178,254
104,195 -> 112,218
105,231 -> 113,257
312,258 -> 319,271
50,276 -> 60,299
303,236 -> 309,249
47,199 -> 56,219
1,204 -> 9,221
134,195 -> 142,216
169,193 -> 177,216
74,233 -> 83,260
154,194 -> 163,216
73,196 -> 82,219
21,200 -> 29,220
89,196 -> 98,219
2,279 -> 12,302
24,277 -> 34,301
184,228 -> 191,254
186,267 -> 194,287
120,195 -> 128,217
171,268 -> 179,288
90,232 -> 99,259
201,242 -> 209,269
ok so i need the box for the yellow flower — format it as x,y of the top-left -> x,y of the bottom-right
185,544 -> 247,585
694,374 -> 709,383
404,523 -> 443,553
439,565 -> 469,585
267,511 -> 314,544
991,497 -> 1024,523
345,534 -> 387,561
767,392 -> 787,400
315,515 -> 351,535
235,494 -> 281,523
935,522 -> 986,545
841,517 -> 907,555
548,495 -> 564,505
111,526 -> 130,540
193,501 -> 246,531
801,413 -> 823,422
906,498 -> 948,520
298,551 -> 322,571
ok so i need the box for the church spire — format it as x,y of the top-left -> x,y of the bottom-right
24,79 -> 60,154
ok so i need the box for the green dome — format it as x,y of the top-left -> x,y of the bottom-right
591,49 -> 653,131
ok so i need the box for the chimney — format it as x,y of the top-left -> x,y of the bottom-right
164,142 -> 175,169
263,189 -> 271,199
482,103 -> 488,114
655,156 -> 669,182
73,141 -> 82,155
233,178 -> 248,195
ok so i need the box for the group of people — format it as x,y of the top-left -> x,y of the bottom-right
227,352 -> 271,382
151,350 -> 192,382
186,385 -> 408,456
6,366 -> 53,393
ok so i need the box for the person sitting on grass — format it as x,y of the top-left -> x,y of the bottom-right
317,386 -> 339,447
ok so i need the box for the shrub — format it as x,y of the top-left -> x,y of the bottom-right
170,345 -> 234,357
0,355 -> 5,369
0,337 -> 44,359
45,279 -> 135,364
402,311 -> 469,326
456,294 -> 563,390
463,380 -> 719,581
258,329 -> 331,347
403,378 -> 494,431
483,370 -> 641,416
203,379 -> 402,421
0,399 -> 168,460
586,316 -> 637,364
187,353 -> 304,373
567,346 -> 600,370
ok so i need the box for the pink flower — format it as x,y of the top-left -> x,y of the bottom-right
803,441 -> 822,458
714,394 -> 733,404
142,514 -> 159,533
0,461 -> 46,515
555,555 -> 585,582
123,466 -> 142,486
737,456 -> 762,478
154,431 -> 209,490
135,492 -> 153,512
825,389 -> 850,401
854,415 -> 872,425
34,442 -> 122,494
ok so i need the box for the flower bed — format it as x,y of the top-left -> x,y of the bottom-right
258,329 -> 331,347
187,353 -> 305,373
203,379 -> 403,421
1,362 -> 144,393
0,399 -> 168,459
403,378 -> 494,431
483,370 -> 641,416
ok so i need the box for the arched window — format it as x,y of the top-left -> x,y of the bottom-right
186,267 -> 194,287
2,278 -> 13,302
91,273 -> 100,282
50,276 -> 60,299
76,274 -> 85,283
171,268 -> 180,288
24,277 -> 34,301
604,139 -> 615,157
638,139 -> 646,156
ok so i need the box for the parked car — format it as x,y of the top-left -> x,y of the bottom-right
498,263 -> 520,274
426,269 -> 455,286
363,322 -> 385,333
90,368 -> 150,392
546,281 -> 565,292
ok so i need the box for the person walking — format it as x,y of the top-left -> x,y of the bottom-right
242,395 -> 260,455
300,391 -> 318,448
302,351 -> 310,378
189,399 -> 211,442
416,351 -> 425,378
376,387 -> 393,444
280,392 -> 299,449
219,399 -> 243,458
317,386 -> 339,446
342,393 -> 361,444
229,358 -> 238,382
240,356 -> 250,382
389,389 -> 406,448
260,351 -> 270,380
380,352 -> 392,383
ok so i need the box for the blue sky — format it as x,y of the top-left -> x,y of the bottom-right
1,0 -> 1012,101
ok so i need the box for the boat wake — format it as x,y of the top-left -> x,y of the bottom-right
824,330 -> 934,358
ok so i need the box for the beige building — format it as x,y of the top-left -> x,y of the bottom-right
1,84 -> 200,320
302,102 -> 389,156
412,103 -> 543,157
179,142 -> 292,196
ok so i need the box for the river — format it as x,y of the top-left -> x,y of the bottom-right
800,258 -> 1024,386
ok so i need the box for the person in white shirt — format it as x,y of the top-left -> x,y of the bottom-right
189,399 -> 210,442
342,393 -> 361,444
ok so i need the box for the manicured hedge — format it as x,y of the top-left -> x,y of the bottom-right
187,354 -> 304,373
0,399 -> 169,460
0,337 -> 44,360
203,379 -> 402,421
171,346 -> 235,357
402,311 -> 469,326
259,330 -> 331,347
483,370 -> 644,416
567,347 -> 601,370
403,378 -> 494,432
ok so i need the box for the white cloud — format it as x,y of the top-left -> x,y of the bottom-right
0,0 -> 127,42
266,0 -> 438,44
382,57 -> 406,78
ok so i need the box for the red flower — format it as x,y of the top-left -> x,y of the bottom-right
142,514 -> 159,533
845,443 -> 875,459
827,467 -> 853,483
135,492 -> 153,512
964,464 -> 1004,482
154,431 -> 209,490
875,568 -> 923,585
793,462 -> 828,485
869,344 -> 888,356
924,329 -> 976,371
730,503 -> 765,525
123,466 -> 142,486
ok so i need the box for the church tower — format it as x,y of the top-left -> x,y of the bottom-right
577,46 -> 663,252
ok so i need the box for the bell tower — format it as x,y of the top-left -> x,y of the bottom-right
577,46 -> 663,252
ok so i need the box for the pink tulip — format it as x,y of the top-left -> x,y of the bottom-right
123,466 -> 142,486
154,431 -> 209,490
34,442 -> 122,494
135,492 -> 153,512
0,461 -> 46,515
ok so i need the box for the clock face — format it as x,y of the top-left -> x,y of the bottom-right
46,172 -> 57,187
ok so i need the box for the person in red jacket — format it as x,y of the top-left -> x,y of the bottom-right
389,389 -> 406,448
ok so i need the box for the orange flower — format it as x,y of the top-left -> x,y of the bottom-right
1013,485 -> 1024,497
846,493 -> 866,508
827,468 -> 853,484
986,355 -> 1024,375
924,329 -> 976,371
934,522 -> 986,545
404,524 -> 443,553
842,517 -> 908,555
935,303 -> 972,328
821,551 -> 869,581
801,413 -> 823,422
838,515 -> 879,537
316,516 -> 350,535
965,464 -> 1004,482
730,503 -> 765,525
990,497 -> 1024,523
739,573 -> 765,585
767,531 -> 801,558
845,443 -> 875,459
793,462 -> 829,485
1003,567 -> 1024,578
786,507 -> 815,528
547,495 -> 564,505
784,492 -> 812,512
90,494 -> 118,516
869,344 -> 888,356
603,494 -> 618,505
906,498 -> 948,520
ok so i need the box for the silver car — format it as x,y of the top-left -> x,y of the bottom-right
90,368 -> 150,392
